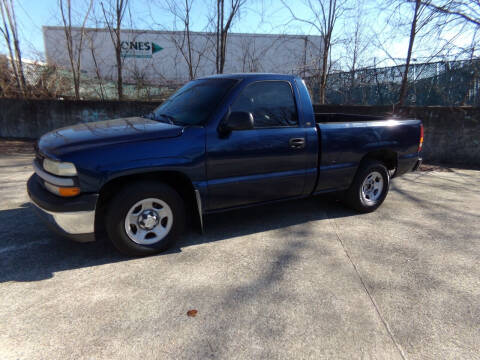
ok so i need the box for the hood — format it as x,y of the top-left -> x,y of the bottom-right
38,117 -> 184,158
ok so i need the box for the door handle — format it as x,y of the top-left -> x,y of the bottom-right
289,137 -> 305,149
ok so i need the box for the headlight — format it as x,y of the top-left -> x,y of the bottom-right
43,158 -> 77,176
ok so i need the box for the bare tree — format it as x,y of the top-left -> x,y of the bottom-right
0,0 -> 27,97
0,53 -> 13,96
239,37 -> 262,72
420,0 -> 480,27
237,34 -> 283,72
419,0 -> 480,62
0,3 -> 19,94
396,0 -> 436,105
281,0 -> 347,104
341,0 -> 372,103
59,0 -> 93,100
151,0 -> 212,80
85,29 -> 106,100
101,0 -> 129,100
169,0 -> 194,79
398,0 -> 421,105
213,0 -> 246,74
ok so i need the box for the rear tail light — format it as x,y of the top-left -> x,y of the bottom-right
418,124 -> 424,152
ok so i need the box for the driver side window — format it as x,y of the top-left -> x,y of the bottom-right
230,81 -> 298,128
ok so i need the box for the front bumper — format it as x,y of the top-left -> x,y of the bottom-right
27,174 -> 98,242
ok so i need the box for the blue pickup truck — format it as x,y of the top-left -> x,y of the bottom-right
27,73 -> 423,256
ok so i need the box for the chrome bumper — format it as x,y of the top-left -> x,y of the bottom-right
30,201 -> 96,242
27,174 -> 97,242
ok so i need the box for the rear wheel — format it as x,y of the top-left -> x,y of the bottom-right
346,160 -> 390,213
106,181 -> 185,257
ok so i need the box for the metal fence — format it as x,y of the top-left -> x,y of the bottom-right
304,59 -> 480,106
4,53 -> 480,106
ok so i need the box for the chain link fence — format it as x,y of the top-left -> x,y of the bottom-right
304,59 -> 480,106
3,53 -> 480,106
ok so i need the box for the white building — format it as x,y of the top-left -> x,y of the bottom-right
43,26 -> 322,84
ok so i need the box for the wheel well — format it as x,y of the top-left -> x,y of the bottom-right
362,149 -> 398,171
95,171 -> 200,235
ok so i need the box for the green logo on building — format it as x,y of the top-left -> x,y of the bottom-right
151,42 -> 163,54
120,41 -> 163,58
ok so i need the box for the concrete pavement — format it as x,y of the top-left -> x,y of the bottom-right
0,152 -> 479,359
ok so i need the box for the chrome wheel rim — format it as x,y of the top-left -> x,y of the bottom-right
124,198 -> 173,245
361,171 -> 384,205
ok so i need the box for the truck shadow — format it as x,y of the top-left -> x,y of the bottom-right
0,195 -> 356,283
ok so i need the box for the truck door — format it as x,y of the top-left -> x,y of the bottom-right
205,80 -> 309,211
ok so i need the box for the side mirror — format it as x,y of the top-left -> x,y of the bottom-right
219,111 -> 254,134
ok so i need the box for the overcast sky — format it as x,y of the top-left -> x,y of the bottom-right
2,0 -> 476,70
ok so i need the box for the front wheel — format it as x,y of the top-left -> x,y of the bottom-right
106,181 -> 185,257
345,160 -> 390,213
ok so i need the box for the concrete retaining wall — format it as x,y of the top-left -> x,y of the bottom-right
1,99 -> 479,166
0,99 -> 159,139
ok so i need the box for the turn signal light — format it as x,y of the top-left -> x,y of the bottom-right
59,187 -> 81,197
418,124 -> 424,152
44,181 -> 80,197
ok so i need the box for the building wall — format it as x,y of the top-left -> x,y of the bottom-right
43,27 -> 322,84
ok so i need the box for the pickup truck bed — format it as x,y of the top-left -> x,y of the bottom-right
315,113 -> 386,122
314,113 -> 422,193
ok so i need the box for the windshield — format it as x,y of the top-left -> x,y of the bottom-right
150,78 -> 237,126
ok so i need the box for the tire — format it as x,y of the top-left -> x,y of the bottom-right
345,160 -> 390,213
105,181 -> 185,257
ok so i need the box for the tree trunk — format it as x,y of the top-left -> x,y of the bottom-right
398,0 -> 420,106
215,0 -> 221,73
101,0 -> 126,100
116,7 -> 123,100
319,40 -> 330,105
0,4 -> 21,94
219,31 -> 227,73
12,36 -> 26,95
185,0 -> 193,80
215,0 -> 238,74
116,42 -> 123,100
1,0 -> 26,97
90,44 -> 105,100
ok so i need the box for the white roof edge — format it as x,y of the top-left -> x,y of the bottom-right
42,26 -> 322,39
